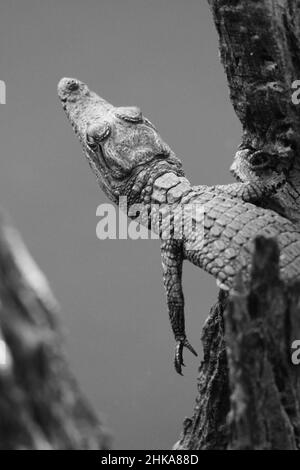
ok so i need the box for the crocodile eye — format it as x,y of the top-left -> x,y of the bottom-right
86,122 -> 111,150
86,133 -> 99,151
115,106 -> 143,123
248,152 -> 272,168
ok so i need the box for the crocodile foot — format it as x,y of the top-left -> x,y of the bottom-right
174,337 -> 198,375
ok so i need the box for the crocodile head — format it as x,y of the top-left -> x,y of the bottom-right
230,123 -> 296,183
58,77 -> 184,204
230,147 -> 293,184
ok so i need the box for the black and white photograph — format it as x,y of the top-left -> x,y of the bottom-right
1,0 -> 300,454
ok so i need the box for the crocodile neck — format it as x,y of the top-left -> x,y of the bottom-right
149,172 -> 193,206
123,171 -> 195,238
255,164 -> 300,223
119,155 -> 185,207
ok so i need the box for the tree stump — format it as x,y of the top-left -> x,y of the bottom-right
0,214 -> 109,450
176,0 -> 300,450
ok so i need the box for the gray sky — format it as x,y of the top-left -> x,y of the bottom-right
0,0 -> 240,449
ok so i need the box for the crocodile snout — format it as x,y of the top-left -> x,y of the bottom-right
57,77 -> 87,101
63,78 -> 80,91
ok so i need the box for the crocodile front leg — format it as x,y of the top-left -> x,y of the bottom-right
160,239 -> 197,375
215,176 -> 285,203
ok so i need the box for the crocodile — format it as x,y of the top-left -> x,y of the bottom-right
230,128 -> 300,223
58,77 -> 300,374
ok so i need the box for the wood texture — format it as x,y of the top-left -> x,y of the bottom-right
0,214 -> 109,450
176,0 -> 300,450
176,236 -> 300,449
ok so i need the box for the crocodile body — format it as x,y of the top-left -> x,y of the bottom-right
58,77 -> 300,374
150,173 -> 300,286
230,141 -> 300,223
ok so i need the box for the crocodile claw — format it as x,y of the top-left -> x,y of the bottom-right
174,337 -> 198,375
270,173 -> 286,191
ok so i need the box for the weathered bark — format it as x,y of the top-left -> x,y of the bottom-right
0,213 -> 110,450
226,237 -> 300,449
177,0 -> 300,450
174,290 -> 230,450
176,237 -> 300,450
208,0 -> 300,153
3,0 -> 300,452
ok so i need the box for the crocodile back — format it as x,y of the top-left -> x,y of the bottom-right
182,187 -> 300,287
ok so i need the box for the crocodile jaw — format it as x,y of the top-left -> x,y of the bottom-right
58,77 -> 183,204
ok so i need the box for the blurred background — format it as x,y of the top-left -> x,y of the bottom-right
0,0 -> 240,449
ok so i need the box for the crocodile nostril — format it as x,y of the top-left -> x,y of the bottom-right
58,77 -> 83,100
66,80 -> 80,92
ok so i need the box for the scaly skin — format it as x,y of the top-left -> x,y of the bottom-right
230,132 -> 300,223
58,77 -> 298,374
